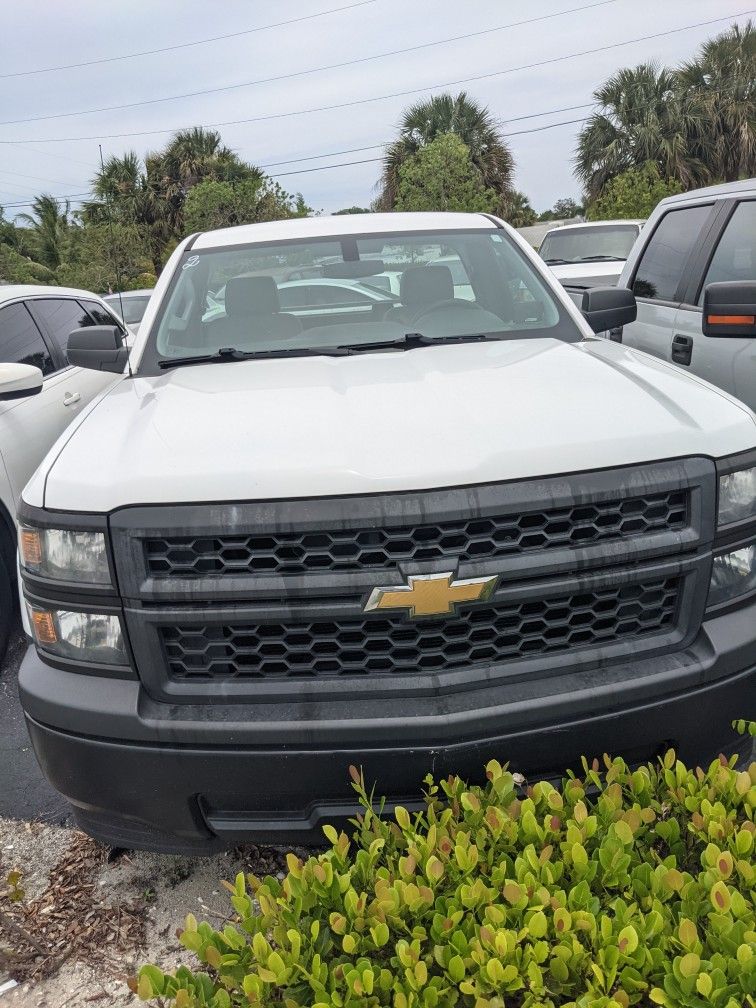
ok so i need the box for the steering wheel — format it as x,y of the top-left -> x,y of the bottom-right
410,298 -> 482,325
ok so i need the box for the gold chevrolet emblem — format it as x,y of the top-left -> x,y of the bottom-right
365,572 -> 498,619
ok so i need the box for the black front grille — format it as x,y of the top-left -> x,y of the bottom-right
145,489 -> 688,578
161,576 -> 681,681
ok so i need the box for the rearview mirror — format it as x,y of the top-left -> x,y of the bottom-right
0,363 -> 43,401
68,325 -> 129,373
580,286 -> 637,335
702,281 -> 756,338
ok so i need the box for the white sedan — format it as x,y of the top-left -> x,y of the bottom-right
0,285 -> 128,653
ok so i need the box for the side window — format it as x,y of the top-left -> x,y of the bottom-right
80,299 -> 120,327
277,285 -> 311,308
633,205 -> 712,302
0,303 -> 55,375
699,201 -> 756,300
29,298 -> 94,359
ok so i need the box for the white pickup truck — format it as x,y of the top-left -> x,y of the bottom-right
614,179 -> 756,413
9,212 -> 756,852
540,219 -> 644,289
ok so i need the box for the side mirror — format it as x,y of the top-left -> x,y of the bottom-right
580,286 -> 637,335
68,325 -> 129,373
0,363 -> 43,401
702,281 -> 756,338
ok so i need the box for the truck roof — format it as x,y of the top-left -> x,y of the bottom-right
544,219 -> 644,234
658,177 -> 756,207
191,212 -> 498,250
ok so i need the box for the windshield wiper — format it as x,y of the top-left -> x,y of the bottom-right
158,333 -> 505,370
332,332 -> 504,354
157,345 -> 351,369
542,257 -> 573,265
576,255 -> 625,262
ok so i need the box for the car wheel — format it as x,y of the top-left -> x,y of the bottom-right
0,550 -> 16,659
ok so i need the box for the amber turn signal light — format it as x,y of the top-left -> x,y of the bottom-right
707,314 -> 756,326
31,609 -> 58,646
20,528 -> 42,567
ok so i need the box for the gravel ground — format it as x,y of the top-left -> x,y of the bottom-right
0,626 -> 294,1007
0,816 -> 290,1007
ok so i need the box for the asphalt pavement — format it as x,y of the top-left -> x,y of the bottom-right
0,626 -> 70,825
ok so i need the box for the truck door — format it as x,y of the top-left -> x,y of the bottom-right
675,199 -> 756,412
623,204 -> 715,363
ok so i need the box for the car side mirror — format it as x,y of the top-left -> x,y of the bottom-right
580,286 -> 637,335
68,325 -> 129,373
702,281 -> 756,338
0,363 -> 43,401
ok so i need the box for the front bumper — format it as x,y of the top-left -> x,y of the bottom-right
19,597 -> 756,853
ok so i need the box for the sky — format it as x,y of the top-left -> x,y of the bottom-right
0,0 -> 751,218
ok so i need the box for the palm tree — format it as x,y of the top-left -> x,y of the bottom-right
84,152 -> 147,229
575,64 -> 705,203
84,152 -> 171,275
678,21 -> 755,184
158,127 -> 259,201
378,92 -> 515,210
83,130 -> 266,273
151,127 -> 262,242
502,191 -> 537,228
15,193 -> 70,270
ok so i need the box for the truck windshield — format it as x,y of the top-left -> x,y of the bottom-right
539,225 -> 639,264
146,228 -> 582,370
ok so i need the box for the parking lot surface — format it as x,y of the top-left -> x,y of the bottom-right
0,629 -> 70,826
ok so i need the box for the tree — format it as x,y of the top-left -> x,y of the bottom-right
501,191 -> 537,228
83,151 -> 171,275
394,133 -> 499,214
678,21 -> 755,183
183,178 -> 310,233
55,221 -> 155,293
14,194 -> 71,270
586,162 -> 682,220
156,128 -> 260,236
538,197 -> 584,221
333,206 -> 371,215
0,243 -> 53,285
84,128 -> 268,274
575,63 -> 703,202
379,92 -> 514,211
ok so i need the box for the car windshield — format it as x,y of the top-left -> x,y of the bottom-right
539,225 -> 639,264
146,228 -> 580,370
106,294 -> 150,325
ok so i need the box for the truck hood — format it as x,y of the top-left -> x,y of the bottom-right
38,338 -> 756,511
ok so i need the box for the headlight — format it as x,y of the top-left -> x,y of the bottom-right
708,544 -> 756,608
19,527 -> 110,584
718,466 -> 756,526
26,604 -> 126,665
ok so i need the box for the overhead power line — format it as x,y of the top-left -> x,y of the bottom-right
0,9 -> 751,145
0,0 -> 380,79
0,0 -> 619,126
256,103 -> 598,168
0,166 -> 81,186
8,143 -> 96,169
0,115 -> 602,208
3,192 -> 91,209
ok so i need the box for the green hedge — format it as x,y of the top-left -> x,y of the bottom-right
134,744 -> 756,1008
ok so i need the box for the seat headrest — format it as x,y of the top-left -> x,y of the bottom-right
400,264 -> 454,307
225,276 -> 280,317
